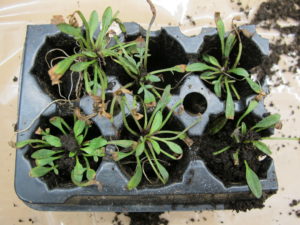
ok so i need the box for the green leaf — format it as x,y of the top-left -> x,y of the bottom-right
71,158 -> 86,184
135,140 -> 145,157
101,7 -> 113,31
244,160 -> 262,198
36,156 -> 60,166
86,168 -> 96,181
213,146 -> 231,155
127,157 -> 142,190
87,137 -> 107,149
113,151 -> 134,161
150,111 -> 163,134
200,71 -> 217,80
164,141 -> 183,154
215,12 -> 225,56
147,74 -> 161,82
213,79 -> 222,98
236,100 -> 258,127
246,77 -> 261,94
224,33 -> 236,58
209,116 -> 228,135
57,23 -> 83,39
50,116 -> 69,134
76,135 -> 84,145
43,135 -> 62,147
54,55 -> 78,75
70,61 -> 95,72
88,10 -> 99,39
203,54 -> 221,68
241,122 -> 247,135
225,82 -> 235,120
16,139 -> 47,148
114,17 -> 126,33
156,85 -> 171,110
229,68 -> 249,77
82,51 -> 97,58
186,63 -> 211,72
156,161 -> 169,184
252,141 -> 272,155
109,140 -> 135,148
150,140 -> 161,155
30,166 -> 54,177
73,120 -> 86,137
144,88 -> 156,104
31,149 -> 60,159
252,114 -> 281,131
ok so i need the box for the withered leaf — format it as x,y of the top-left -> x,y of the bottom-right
50,15 -> 65,25
48,65 -> 63,85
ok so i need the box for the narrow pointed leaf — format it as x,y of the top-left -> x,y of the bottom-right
229,68 -> 249,77
156,162 -> 169,184
135,140 -> 145,157
73,120 -> 86,137
252,114 -> 281,131
109,140 -> 135,148
203,54 -> 221,68
88,10 -> 99,38
225,86 -> 234,120
224,33 -> 236,58
31,149 -> 61,159
50,116 -> 68,134
54,55 -> 78,75
70,60 -> 95,72
30,166 -> 54,177
215,12 -> 225,56
209,116 -> 227,135
86,168 -> 96,181
43,135 -> 62,147
244,161 -> 262,198
113,151 -> 134,161
144,88 -> 156,104
237,100 -> 258,127
16,139 -> 47,148
164,141 -> 183,154
246,77 -> 261,93
252,141 -> 272,155
127,157 -> 142,190
150,111 -> 163,134
186,63 -> 211,72
150,140 -> 161,155
57,23 -> 83,39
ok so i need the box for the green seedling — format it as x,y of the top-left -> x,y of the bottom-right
47,7 -> 129,118
185,13 -> 264,119
111,0 -> 186,106
210,99 -> 299,198
16,115 -> 107,186
108,85 -> 201,190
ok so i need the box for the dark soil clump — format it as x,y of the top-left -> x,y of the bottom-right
251,0 -> 300,81
124,212 -> 168,225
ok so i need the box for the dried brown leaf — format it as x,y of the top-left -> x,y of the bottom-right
131,109 -> 144,121
48,65 -> 63,85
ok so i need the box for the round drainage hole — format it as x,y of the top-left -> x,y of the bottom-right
183,92 -> 207,115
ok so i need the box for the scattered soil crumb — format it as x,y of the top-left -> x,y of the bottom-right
18,219 -> 23,223
13,76 -> 18,82
289,199 -> 300,207
186,15 -> 196,26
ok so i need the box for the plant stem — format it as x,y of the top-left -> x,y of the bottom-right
261,137 -> 300,141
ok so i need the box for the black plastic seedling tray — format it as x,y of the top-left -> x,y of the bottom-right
15,22 -> 277,211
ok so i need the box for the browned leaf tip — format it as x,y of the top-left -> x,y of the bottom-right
255,91 -> 267,101
112,152 -> 119,161
67,12 -> 79,27
131,109 -> 144,121
145,101 -> 157,108
214,12 -> 221,24
48,65 -> 63,85
35,127 -> 44,135
74,107 -> 94,125
183,137 -> 194,147
114,88 -> 132,96
176,64 -> 187,73
50,15 -> 65,25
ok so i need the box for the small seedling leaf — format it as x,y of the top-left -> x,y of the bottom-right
203,54 -> 221,68
70,61 -> 95,72
88,10 -> 99,39
43,135 -> 62,147
112,151 -> 134,161
16,139 -> 47,149
147,74 -> 161,82
50,116 -> 68,134
252,141 -> 272,155
127,157 -> 142,190
236,100 -> 258,127
30,166 -> 54,177
186,63 -> 211,72
57,23 -> 83,39
101,7 -> 113,31
252,114 -> 281,131
31,149 -> 60,159
164,141 -> 183,154
229,68 -> 249,77
36,156 -> 59,166
209,116 -> 228,135
150,111 -> 163,134
213,80 -> 222,98
215,12 -> 225,56
109,140 -> 135,148
156,161 -> 169,184
82,51 -> 97,58
71,158 -> 86,184
224,33 -> 236,58
156,85 -> 171,110
241,122 -> 247,135
244,160 -> 262,198
135,140 -> 145,157
144,88 -> 156,104
88,137 -> 108,149
86,168 -> 96,181
246,77 -> 261,94
225,87 -> 235,120
73,120 -> 86,137
150,140 -> 161,155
